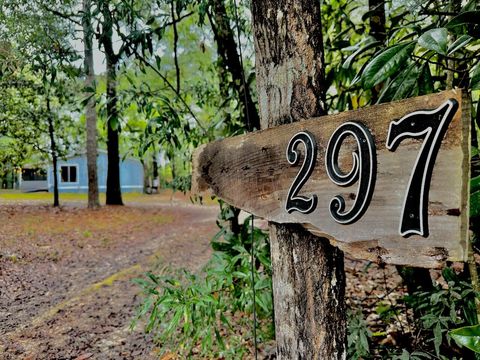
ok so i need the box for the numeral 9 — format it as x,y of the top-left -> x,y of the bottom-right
326,122 -> 377,224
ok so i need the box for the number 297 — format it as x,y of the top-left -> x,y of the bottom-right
285,99 -> 458,238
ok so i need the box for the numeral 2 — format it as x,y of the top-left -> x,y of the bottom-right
386,99 -> 458,237
285,131 -> 318,214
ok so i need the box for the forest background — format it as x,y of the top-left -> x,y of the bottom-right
1,0 -> 480,358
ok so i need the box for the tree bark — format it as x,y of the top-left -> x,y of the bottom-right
171,0 -> 180,94
369,0 -> 386,43
83,0 -> 100,208
46,94 -> 59,207
207,0 -> 260,132
100,0 -> 123,206
369,0 -> 385,103
251,1 -> 346,358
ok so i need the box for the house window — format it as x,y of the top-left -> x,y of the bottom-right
60,166 -> 77,183
22,168 -> 47,181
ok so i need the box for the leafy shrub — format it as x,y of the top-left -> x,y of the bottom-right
403,267 -> 479,358
133,214 -> 273,358
348,310 -> 372,359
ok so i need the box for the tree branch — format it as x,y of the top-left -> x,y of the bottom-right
41,4 -> 82,26
133,51 -> 208,135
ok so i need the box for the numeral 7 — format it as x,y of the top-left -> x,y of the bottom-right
386,99 -> 458,237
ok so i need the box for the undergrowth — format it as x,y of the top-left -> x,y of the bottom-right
133,204 -> 274,358
348,266 -> 480,359
134,205 -> 480,359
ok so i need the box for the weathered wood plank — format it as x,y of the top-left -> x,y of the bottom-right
193,89 -> 470,268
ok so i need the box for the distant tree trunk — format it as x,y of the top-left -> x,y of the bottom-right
369,0 -> 385,103
83,0 -> 100,209
207,0 -> 260,132
369,0 -> 386,43
46,94 -> 59,207
152,153 -> 159,192
170,153 -> 176,183
100,0 -> 123,206
171,0 -> 180,93
252,1 -> 346,358
141,160 -> 149,193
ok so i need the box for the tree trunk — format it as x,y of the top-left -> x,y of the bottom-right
208,0 -> 260,132
369,0 -> 386,43
46,95 -> 59,207
251,1 -> 346,358
171,0 -> 180,94
152,153 -> 159,192
83,0 -> 100,209
369,0 -> 385,103
101,1 -> 123,206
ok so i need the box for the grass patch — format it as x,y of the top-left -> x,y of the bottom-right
0,191 -> 144,203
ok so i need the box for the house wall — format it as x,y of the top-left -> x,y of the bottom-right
20,180 -> 48,192
47,153 -> 144,193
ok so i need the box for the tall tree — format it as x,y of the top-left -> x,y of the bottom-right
83,0 -> 100,208
0,0 -> 79,207
97,0 -> 123,205
251,0 -> 346,358
207,0 -> 260,132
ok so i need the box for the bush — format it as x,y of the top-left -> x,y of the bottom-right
133,213 -> 274,358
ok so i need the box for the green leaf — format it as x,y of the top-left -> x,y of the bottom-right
418,63 -> 434,95
361,42 -> 416,89
433,322 -> 442,356
448,35 -> 474,55
342,38 -> 381,70
377,62 -> 419,103
471,63 -> 480,90
450,324 -> 480,353
418,28 -> 448,55
471,191 -> 480,218
472,176 -> 480,194
447,11 -> 480,28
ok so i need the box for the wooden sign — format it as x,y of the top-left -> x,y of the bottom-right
192,90 -> 471,268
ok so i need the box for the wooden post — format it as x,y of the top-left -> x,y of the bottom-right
251,1 -> 346,358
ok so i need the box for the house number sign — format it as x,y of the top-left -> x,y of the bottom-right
193,90 -> 470,268
285,99 -> 458,238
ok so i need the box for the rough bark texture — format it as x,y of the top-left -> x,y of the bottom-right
208,0 -> 260,131
100,1 -> 123,206
251,1 -> 346,358
83,0 -> 100,209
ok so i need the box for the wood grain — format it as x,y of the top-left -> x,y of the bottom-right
193,89 -> 470,268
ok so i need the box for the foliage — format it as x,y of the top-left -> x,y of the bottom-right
133,214 -> 273,358
450,324 -> 480,354
347,310 -> 372,359
401,267 -> 478,358
392,349 -> 433,360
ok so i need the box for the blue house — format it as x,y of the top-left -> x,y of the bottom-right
47,150 -> 144,193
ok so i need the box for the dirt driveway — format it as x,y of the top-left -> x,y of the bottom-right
0,192 -> 219,359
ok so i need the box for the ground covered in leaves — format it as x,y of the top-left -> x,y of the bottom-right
0,191 -> 218,359
0,190 -> 427,359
